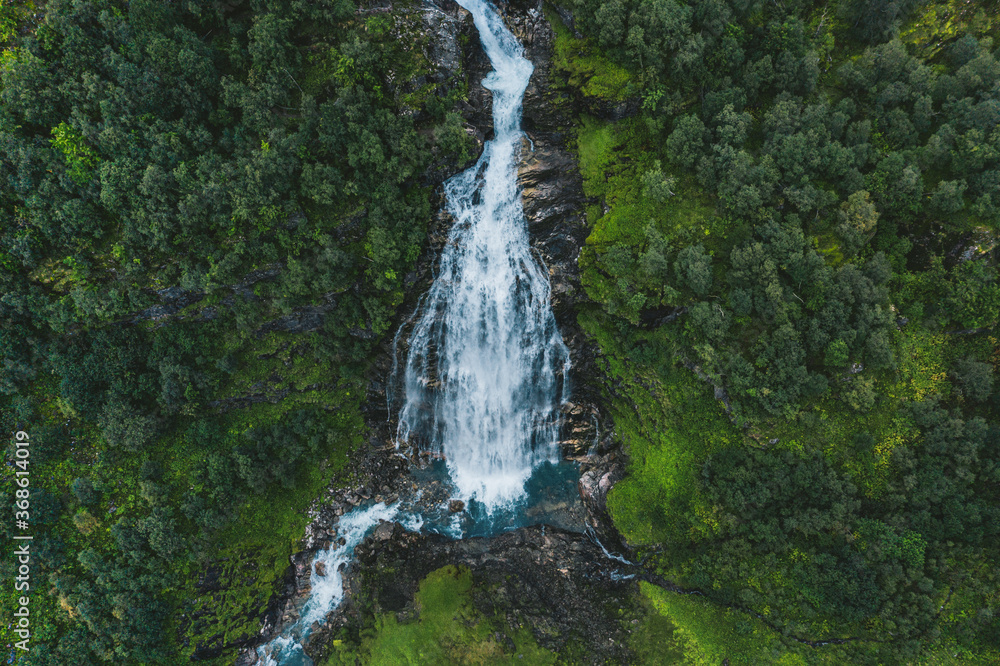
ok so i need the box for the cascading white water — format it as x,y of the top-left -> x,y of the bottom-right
395,0 -> 570,511
256,503 -> 423,666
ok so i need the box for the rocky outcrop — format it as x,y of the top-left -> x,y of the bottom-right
502,0 -> 610,470
517,136 -> 586,317
306,523 -> 642,665
502,0 -> 587,316
578,450 -> 630,550
183,560 -> 297,662
415,0 -> 495,183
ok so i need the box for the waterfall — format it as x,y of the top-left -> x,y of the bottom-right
257,3 -> 573,662
395,0 -> 571,511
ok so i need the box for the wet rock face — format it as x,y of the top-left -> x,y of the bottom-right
502,0 -> 575,134
578,452 -> 629,550
477,0 -> 609,469
415,0 -> 494,142
503,0 -> 588,321
307,524 -> 640,665
421,0 -> 465,76
517,136 -> 586,301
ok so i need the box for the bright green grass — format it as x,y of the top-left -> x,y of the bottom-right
639,582 -> 887,666
574,113 -> 717,322
576,115 -> 715,248
628,586 -> 689,664
577,114 -> 650,245
641,582 -> 789,666
578,307 -> 738,546
644,572 -> 1000,666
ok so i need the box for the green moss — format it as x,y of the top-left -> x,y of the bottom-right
628,582 -> 688,664
574,114 -> 715,323
574,115 -> 716,239
546,3 -> 632,102
578,307 -> 736,546
641,583 -> 784,665
902,0 -> 1000,61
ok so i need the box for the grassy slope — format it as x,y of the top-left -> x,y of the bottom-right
0,327 -> 364,662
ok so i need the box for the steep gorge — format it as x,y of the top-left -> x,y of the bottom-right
239,2 -> 638,664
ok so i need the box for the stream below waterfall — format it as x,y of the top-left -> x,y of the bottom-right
257,1 -> 584,663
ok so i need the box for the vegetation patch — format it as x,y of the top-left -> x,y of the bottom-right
322,565 -> 558,665
546,3 -> 633,102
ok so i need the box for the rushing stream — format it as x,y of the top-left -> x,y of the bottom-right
257,1 -> 574,662
256,503 -> 409,666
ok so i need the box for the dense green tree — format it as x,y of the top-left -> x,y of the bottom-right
952,358 -> 995,403
0,0 -> 474,660
674,244 -> 712,295
71,477 -> 97,505
564,0 -> 1000,657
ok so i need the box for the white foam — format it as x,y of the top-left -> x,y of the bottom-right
256,502 -> 400,665
395,0 -> 570,514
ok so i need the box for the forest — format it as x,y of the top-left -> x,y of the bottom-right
1,0 -> 998,664
0,0 -> 471,662
557,0 -> 1000,661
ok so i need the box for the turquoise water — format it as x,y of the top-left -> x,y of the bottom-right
407,458 -> 585,538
